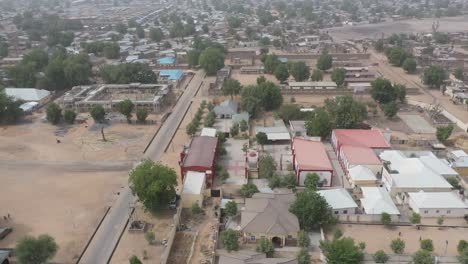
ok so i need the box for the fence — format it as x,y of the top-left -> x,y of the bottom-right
159,207 -> 182,264
336,214 -> 404,224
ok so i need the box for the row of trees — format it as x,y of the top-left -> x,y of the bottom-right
82,41 -> 120,59
305,96 -> 368,139
370,78 -> 407,118
186,102 -> 207,136
99,63 -> 157,84
7,49 -> 93,91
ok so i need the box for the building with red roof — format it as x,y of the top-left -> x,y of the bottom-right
331,129 -> 390,183
292,138 -> 334,187
180,136 -> 218,187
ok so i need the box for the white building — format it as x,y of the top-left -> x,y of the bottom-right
318,189 -> 358,215
348,165 -> 378,187
180,171 -> 206,208
5,88 -> 51,103
407,191 -> 468,218
360,187 -> 400,216
380,150 -> 453,195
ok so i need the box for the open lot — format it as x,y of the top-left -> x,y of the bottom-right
330,224 -> 468,256
399,114 -> 436,134
231,71 -> 280,86
328,15 -> 468,41
0,114 -> 158,263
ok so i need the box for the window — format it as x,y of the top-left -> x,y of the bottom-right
334,211 -> 339,214
436,210 -> 439,213
343,210 -> 348,214
250,235 -> 256,241
287,235 -> 293,239
447,210 -> 451,214
424,210 -> 429,214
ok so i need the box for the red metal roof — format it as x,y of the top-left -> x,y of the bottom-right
182,136 -> 218,168
341,145 -> 381,165
293,138 -> 333,171
333,129 -> 391,150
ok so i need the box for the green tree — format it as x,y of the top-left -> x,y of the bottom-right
136,108 -> 148,123
103,43 -> 120,59
256,238 -> 274,257
331,68 -> 346,87
311,69 -> 323,81
144,231 -> 155,244
436,125 -> 454,143
423,66 -> 447,89
412,250 -> 434,264
240,183 -> 259,198
191,202 -> 204,214
381,212 -> 392,226
283,173 -> 297,189
225,201 -> 237,217
100,63 -> 157,84
136,25 -> 145,39
63,110 -> 76,124
116,99 -> 135,122
420,239 -> 434,252
186,122 -> 197,136
278,104 -> 304,123
128,160 -> 177,213
46,103 -> 62,125
223,79 -> 242,99
257,76 -> 266,84
259,155 -> 276,179
374,39 -> 385,52
0,92 -> 23,124
199,48 -> 225,75
437,216 -> 444,226
403,58 -> 417,73
220,230 -> 239,252
90,104 -> 106,123
304,173 -> 320,190
297,248 -> 310,264
298,231 -> 310,248
319,236 -> 364,264
394,84 -> 407,102
239,119 -> 248,132
149,27 -> 164,42
305,108 -> 332,139
390,238 -> 405,254
454,68 -> 464,81
259,37 -> 271,46
15,234 -> 58,264
410,212 -> 422,226
230,122 -> 239,136
290,190 -> 335,231
371,78 -> 397,104
115,22 -> 128,34
373,250 -> 389,263
447,177 -> 461,189
274,63 -> 289,83
458,240 -> 468,255
387,47 -> 408,66
263,54 -> 280,73
433,32 -> 449,44
129,255 -> 143,264
317,52 -> 333,71
256,132 -> 268,151
7,62 -> 37,87
290,62 -> 310,82
187,50 -> 201,68
23,49 -> 49,70
382,101 -> 398,119
324,96 -> 367,129
0,42 -> 8,58
63,54 -> 93,87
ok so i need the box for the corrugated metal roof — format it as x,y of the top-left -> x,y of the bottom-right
5,88 -> 51,102
183,136 -> 218,168
293,138 -> 333,171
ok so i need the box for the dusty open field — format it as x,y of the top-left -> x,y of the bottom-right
330,224 -> 468,256
231,70 -> 280,86
0,113 -> 159,263
328,15 -> 468,41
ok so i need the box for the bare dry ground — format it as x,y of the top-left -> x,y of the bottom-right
0,113 -> 159,263
328,16 -> 468,41
330,224 -> 468,256
231,70 -> 280,86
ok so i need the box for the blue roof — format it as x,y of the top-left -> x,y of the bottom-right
159,70 -> 184,80
157,57 -> 175,64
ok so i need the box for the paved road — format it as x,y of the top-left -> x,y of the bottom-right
78,70 -> 205,264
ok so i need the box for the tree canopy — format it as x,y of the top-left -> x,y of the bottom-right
240,183 -> 259,198
90,104 -> 106,123
305,108 -> 333,139
46,102 -> 62,125
324,96 -> 367,129
290,61 -> 310,81
99,63 -> 157,84
386,47 -> 409,67
149,27 -> 164,42
436,124 -> 454,143
403,58 -> 417,73
311,69 -> 323,81
222,79 -> 242,99
220,230 -> 239,252
412,250 -> 434,264
331,68 -> 346,87
289,190 -> 335,231
274,63 -> 289,83
256,238 -> 274,257
241,81 -> 283,116
319,236 -> 364,264
0,91 -> 24,124
316,52 -> 333,71
128,160 -> 178,213
390,238 -> 405,254
225,201 -> 237,217
15,234 -> 58,264
423,66 -> 447,89
116,99 -> 135,122
199,47 -> 225,75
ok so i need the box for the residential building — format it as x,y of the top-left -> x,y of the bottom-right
241,192 -> 299,247
288,81 -> 337,90
380,150 -> 453,195
214,100 -> 238,119
5,88 -> 51,104
255,120 -> 291,142
360,187 -> 400,216
180,136 -> 218,187
240,65 -> 264,74
318,188 -> 358,215
347,165 -> 378,187
158,69 -> 184,87
340,145 -> 383,175
292,138 -> 334,186
289,121 -> 307,137
180,171 -> 206,208
407,191 -> 468,218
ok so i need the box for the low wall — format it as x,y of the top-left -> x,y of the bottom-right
336,214 -> 403,223
274,53 -> 371,61
159,207 -> 182,264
